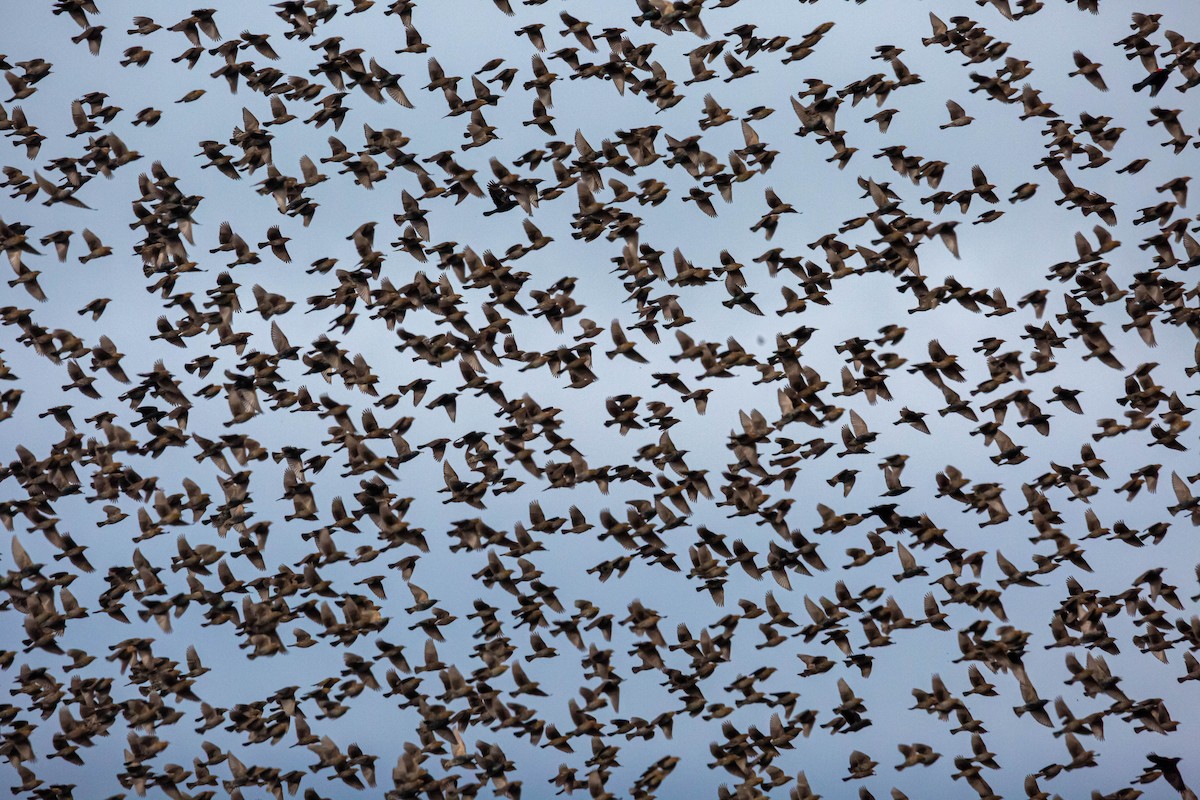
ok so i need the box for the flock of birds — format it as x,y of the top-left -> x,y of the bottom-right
1,0 -> 1199,798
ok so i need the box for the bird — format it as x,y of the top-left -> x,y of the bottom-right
940,99 -> 974,129
1069,51 -> 1108,91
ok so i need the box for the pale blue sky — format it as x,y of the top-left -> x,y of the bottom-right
2,1 -> 1199,798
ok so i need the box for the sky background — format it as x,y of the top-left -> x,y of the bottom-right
2,0 -> 1200,798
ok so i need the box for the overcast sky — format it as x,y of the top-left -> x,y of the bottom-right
2,0 -> 1199,798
